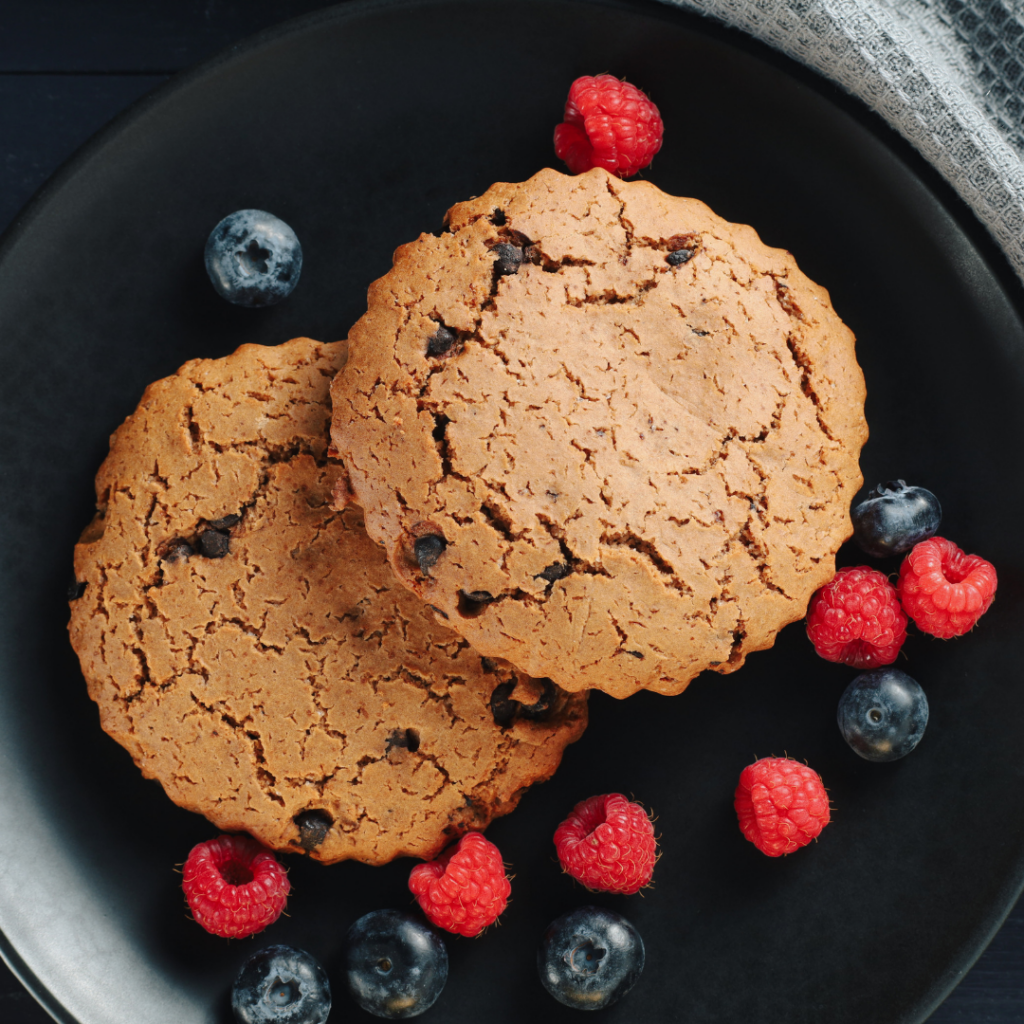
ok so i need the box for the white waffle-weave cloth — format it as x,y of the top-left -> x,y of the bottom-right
662,0 -> 1024,283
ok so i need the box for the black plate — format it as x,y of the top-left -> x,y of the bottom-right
1,1 -> 1023,1022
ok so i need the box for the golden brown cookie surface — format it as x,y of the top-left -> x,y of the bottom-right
68,338 -> 586,865
330,168 -> 868,698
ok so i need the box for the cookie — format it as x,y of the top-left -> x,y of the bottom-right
329,168 -> 868,699
68,338 -> 587,865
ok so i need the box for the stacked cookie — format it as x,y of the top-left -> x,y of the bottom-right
69,168 -> 866,864
68,338 -> 587,865
330,167 -> 867,700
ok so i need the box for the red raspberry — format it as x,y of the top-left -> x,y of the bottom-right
553,793 -> 657,895
408,832 -> 510,937
897,536 -> 997,638
554,75 -> 663,178
735,757 -> 830,857
805,565 -> 907,668
182,834 -> 290,938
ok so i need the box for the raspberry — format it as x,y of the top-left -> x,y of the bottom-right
553,793 -> 657,895
735,757 -> 830,857
805,566 -> 907,668
554,75 -> 663,178
408,832 -> 510,937
182,834 -> 290,938
897,536 -> 997,638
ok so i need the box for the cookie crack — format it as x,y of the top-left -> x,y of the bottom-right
731,521 -> 794,602
478,499 -> 523,543
609,615 -> 645,660
188,692 -> 286,806
605,174 -> 634,259
728,621 -> 748,665
599,529 -> 693,596
785,334 -> 838,443
534,513 -> 609,580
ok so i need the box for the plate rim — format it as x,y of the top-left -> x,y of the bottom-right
2,2 -> 1023,1022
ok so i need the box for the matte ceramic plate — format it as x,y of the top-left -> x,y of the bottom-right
1,1 -> 1022,1022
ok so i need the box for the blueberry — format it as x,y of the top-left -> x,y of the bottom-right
345,909 -> 448,1019
851,481 -> 941,558
205,209 -> 302,307
837,667 -> 929,762
538,906 -> 644,1011
231,945 -> 330,1024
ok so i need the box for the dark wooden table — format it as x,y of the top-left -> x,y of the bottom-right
2,2 -> 1023,1021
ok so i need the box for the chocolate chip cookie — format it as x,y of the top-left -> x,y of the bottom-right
329,168 -> 868,699
68,337 -> 587,865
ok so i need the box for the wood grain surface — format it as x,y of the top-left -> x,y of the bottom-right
0,2 -> 1020,1021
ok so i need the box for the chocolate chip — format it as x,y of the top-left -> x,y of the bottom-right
67,579 -> 86,601
387,727 -> 421,753
625,650 -> 645,660
489,681 -> 518,728
414,534 -> 447,572
294,809 -> 333,851
198,529 -> 230,559
518,678 -> 556,720
162,540 -> 194,563
426,326 -> 457,357
432,414 -> 450,444
493,243 -> 523,275
458,590 -> 494,618
491,208 -> 507,226
667,248 -> 694,266
206,513 -> 241,530
490,678 -> 556,727
537,561 -> 572,583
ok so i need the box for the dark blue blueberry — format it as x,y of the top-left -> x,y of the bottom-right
851,481 -> 941,558
205,210 -> 302,307
231,945 -> 330,1024
838,667 -> 929,762
345,909 -> 448,1019
538,906 -> 644,1011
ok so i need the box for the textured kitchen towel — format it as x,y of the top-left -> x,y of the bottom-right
662,0 -> 1024,284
